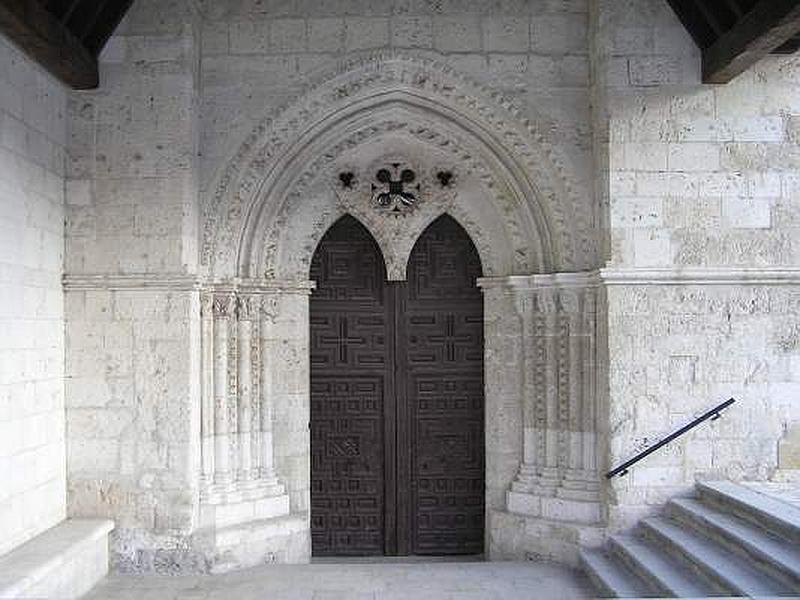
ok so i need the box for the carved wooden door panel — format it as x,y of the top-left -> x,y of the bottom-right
310,214 -> 484,557
309,216 -> 394,556
399,215 -> 485,555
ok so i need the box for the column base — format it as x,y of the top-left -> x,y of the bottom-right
488,509 -> 605,566
194,512 -> 310,573
201,477 -> 286,505
507,490 -> 602,524
200,476 -> 290,530
507,464 -> 602,524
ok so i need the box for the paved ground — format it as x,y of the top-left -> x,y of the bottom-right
82,561 -> 593,599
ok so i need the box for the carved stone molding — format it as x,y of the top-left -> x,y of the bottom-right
201,52 -> 596,281
63,273 -> 201,291
258,127 -> 520,280
600,266 -> 800,286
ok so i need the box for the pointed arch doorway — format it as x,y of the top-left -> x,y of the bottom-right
309,214 -> 485,557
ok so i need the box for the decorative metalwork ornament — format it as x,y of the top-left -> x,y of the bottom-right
371,164 -> 420,214
338,172 -> 355,189
335,160 -> 456,220
436,170 -> 454,188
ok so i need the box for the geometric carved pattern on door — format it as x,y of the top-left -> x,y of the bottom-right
402,215 -> 485,555
310,214 -> 484,557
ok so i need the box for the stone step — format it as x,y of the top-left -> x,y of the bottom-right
0,518 -> 114,600
579,548 -> 656,598
697,480 -> 800,545
609,534 -> 716,598
668,496 -> 800,591
641,516 -> 793,597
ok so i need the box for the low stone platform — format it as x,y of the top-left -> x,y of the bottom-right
83,560 -> 592,599
0,518 -> 114,599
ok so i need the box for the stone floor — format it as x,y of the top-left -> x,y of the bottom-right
81,561 -> 593,599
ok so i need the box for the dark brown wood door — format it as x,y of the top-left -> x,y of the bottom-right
310,215 -> 393,556
310,214 -> 484,557
399,215 -> 485,555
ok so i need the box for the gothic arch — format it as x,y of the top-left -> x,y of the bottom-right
201,52 -> 595,280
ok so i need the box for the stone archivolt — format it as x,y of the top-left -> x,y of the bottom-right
202,52 -> 596,281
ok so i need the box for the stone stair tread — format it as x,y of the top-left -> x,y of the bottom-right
611,534 -> 716,598
643,516 -> 792,596
580,548 -> 656,598
670,497 -> 800,584
698,480 -> 800,541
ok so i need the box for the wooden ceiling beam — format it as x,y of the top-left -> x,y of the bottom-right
60,0 -> 83,25
692,0 -> 725,36
84,0 -> 135,56
0,0 -> 98,89
703,0 -> 800,83
723,0 -> 744,19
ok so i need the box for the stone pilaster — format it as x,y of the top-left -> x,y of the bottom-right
482,273 -> 602,525
198,283 -> 300,514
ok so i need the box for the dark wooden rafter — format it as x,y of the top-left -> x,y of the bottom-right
82,0 -> 135,56
58,0 -> 82,25
0,0 -> 97,88
704,0 -> 800,83
667,0 -> 800,84
0,0 -> 134,89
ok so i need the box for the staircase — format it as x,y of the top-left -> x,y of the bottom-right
581,480 -> 800,597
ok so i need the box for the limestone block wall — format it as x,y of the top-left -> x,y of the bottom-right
594,0 -> 800,530
64,285 -> 201,571
0,36 -> 68,556
63,0 -> 203,571
65,1 -> 199,276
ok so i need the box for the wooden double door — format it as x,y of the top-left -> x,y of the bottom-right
309,214 -> 485,556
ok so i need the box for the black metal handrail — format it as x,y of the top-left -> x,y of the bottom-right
606,397 -> 736,479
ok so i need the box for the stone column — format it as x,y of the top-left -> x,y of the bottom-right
200,291 -> 215,491
198,284 -> 292,537
212,292 -> 236,487
259,293 -> 279,483
237,295 -> 257,484
559,285 -> 600,503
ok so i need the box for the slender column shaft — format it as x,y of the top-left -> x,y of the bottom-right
259,294 -> 277,479
200,292 -> 215,487
227,301 -> 239,480
567,294 -> 583,473
237,296 -> 254,481
544,304 -> 559,473
519,296 -> 536,466
212,293 -> 235,484
250,310 -> 262,479
583,289 -> 598,475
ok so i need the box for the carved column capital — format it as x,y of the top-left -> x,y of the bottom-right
213,292 -> 237,318
238,294 -> 260,321
558,289 -> 580,314
259,295 -> 279,323
200,291 -> 215,318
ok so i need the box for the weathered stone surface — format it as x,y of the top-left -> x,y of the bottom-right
1,0 -> 799,581
0,35 -> 67,558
